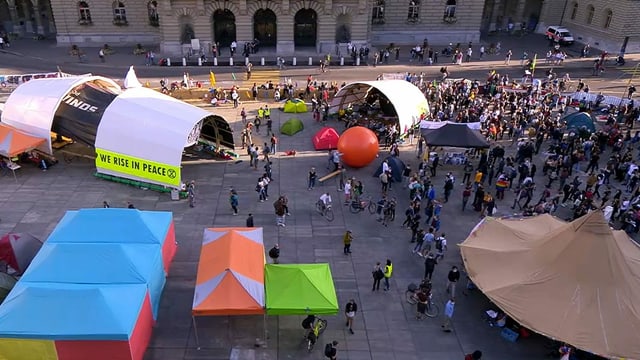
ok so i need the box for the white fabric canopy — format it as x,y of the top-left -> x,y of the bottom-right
330,80 -> 429,134
123,66 -> 142,89
0,76 -> 121,154
96,87 -> 206,169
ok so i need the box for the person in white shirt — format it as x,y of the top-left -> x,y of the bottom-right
382,160 -> 390,174
319,192 -> 332,212
344,180 -> 352,204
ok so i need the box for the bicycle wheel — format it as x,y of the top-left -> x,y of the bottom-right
324,208 -> 335,222
405,290 -> 417,305
425,301 -> 439,318
315,201 -> 323,214
349,202 -> 360,214
307,338 -> 314,352
368,201 -> 377,214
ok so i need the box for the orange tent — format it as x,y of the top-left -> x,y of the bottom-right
0,123 -> 46,158
192,227 -> 265,316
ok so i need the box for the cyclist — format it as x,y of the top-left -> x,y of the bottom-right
301,314 -> 316,339
319,192 -> 332,212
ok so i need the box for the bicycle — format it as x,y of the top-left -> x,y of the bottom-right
349,196 -> 376,214
315,201 -> 335,222
405,282 -> 439,318
306,317 -> 328,352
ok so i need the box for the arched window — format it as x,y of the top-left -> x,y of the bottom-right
444,0 -> 456,18
570,2 -> 578,20
586,5 -> 594,24
604,9 -> 612,29
77,1 -> 91,24
407,0 -> 420,22
372,0 -> 385,24
113,1 -> 127,25
148,1 -> 159,26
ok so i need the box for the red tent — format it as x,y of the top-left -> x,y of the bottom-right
313,127 -> 339,150
0,233 -> 43,274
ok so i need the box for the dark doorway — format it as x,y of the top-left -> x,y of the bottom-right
213,9 -> 236,47
200,115 -> 235,148
294,9 -> 317,47
253,9 -> 276,47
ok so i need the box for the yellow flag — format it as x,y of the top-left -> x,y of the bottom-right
209,71 -> 216,87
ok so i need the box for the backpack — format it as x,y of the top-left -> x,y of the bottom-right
324,343 -> 333,357
435,237 -> 443,251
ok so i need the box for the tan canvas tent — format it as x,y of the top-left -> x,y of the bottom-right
460,212 -> 640,359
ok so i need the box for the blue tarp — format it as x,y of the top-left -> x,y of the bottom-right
0,282 -> 147,340
20,242 -> 166,319
47,208 -> 171,246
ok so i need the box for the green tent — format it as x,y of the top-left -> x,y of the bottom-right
265,263 -> 339,315
0,272 -> 17,305
280,118 -> 304,136
283,99 -> 308,113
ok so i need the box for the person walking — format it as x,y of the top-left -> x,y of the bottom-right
434,233 -> 447,260
246,213 -> 254,227
268,244 -> 280,263
462,185 -> 472,211
324,340 -> 338,360
504,49 -> 512,65
383,259 -> 393,291
441,298 -> 455,332
343,230 -> 353,255
229,188 -> 239,215
102,201 -> 110,208
372,262 -> 384,291
308,167 -> 318,190
98,48 -> 105,62
274,197 -> 286,227
446,266 -> 460,297
424,252 -> 438,280
344,299 -> 357,334
187,180 -> 196,207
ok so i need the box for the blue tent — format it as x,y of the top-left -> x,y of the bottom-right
20,242 -> 166,319
47,208 -> 171,246
0,282 -> 148,340
563,111 -> 596,133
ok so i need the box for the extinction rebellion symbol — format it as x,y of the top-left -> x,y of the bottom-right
167,169 -> 177,179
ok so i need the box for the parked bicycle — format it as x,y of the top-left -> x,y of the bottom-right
315,200 -> 334,222
349,196 -> 376,214
301,315 -> 328,352
405,281 -> 439,318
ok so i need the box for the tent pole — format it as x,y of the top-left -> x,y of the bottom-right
192,316 -> 201,350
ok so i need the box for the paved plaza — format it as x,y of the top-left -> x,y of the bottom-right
2,98 -> 558,360
0,32 -> 636,360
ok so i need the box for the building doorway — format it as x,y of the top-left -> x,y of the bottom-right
213,9 -> 236,47
253,9 -> 276,47
294,9 -> 317,48
335,14 -> 351,43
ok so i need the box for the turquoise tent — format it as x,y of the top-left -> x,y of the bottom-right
563,112 -> 596,133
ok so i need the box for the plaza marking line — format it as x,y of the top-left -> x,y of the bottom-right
95,148 -> 181,187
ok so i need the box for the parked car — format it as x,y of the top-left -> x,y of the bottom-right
545,26 -> 575,45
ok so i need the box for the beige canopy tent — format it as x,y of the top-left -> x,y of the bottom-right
460,212 -> 640,359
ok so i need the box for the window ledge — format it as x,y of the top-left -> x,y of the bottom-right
77,19 -> 93,25
443,16 -> 457,24
113,19 -> 129,26
407,18 -> 420,24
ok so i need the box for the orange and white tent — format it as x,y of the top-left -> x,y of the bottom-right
0,123 -> 45,158
192,227 -> 265,316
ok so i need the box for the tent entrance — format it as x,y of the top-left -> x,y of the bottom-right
199,115 -> 235,149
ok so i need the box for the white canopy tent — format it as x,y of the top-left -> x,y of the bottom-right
95,86 -> 208,184
329,80 -> 429,134
0,76 -> 122,154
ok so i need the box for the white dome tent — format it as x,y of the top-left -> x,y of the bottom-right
329,80 -> 429,134
0,76 -> 234,189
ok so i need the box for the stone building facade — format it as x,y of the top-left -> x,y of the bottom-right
480,0 -> 640,54
3,0 -> 636,55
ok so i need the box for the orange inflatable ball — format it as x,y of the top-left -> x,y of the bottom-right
337,126 -> 379,168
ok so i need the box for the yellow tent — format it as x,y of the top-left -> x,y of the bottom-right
283,99 -> 308,113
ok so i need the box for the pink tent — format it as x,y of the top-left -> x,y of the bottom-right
0,233 -> 43,274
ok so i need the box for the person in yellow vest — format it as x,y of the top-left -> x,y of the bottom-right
264,105 -> 271,119
383,259 -> 393,291
257,106 -> 265,119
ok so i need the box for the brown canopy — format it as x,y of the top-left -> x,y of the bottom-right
460,212 -> 640,359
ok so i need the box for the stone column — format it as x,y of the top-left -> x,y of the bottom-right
7,1 -> 19,33
32,0 -> 45,35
